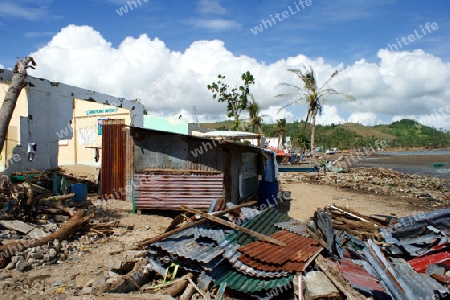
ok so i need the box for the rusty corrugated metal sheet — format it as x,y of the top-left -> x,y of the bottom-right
101,119 -> 126,201
237,230 -> 322,272
338,258 -> 388,297
134,172 -> 224,210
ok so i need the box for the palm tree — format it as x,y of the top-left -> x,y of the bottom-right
245,95 -> 265,134
276,66 -> 354,154
274,118 -> 287,148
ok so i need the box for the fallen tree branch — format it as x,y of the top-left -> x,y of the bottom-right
38,193 -> 76,216
0,209 -> 91,267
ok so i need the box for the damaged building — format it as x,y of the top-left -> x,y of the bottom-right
0,69 -> 144,173
100,120 -> 279,210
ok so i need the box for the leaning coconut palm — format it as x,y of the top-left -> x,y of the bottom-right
273,118 -> 287,149
245,95 -> 265,134
276,66 -> 354,154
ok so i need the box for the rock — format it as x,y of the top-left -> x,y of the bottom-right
30,253 -> 44,260
61,240 -> 69,250
303,271 -> 340,299
53,215 -> 69,223
75,275 -> 97,288
27,258 -> 37,264
16,258 -> 31,272
48,248 -> 58,259
0,220 -> 35,234
5,263 -> 15,270
11,256 -> 23,265
0,274 -> 12,281
53,239 -> 61,251
92,276 -> 107,288
80,286 -> 93,295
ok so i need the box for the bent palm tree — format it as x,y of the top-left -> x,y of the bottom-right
245,95 -> 265,134
276,66 -> 354,154
274,118 -> 287,148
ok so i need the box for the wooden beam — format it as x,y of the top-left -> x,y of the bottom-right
129,201 -> 258,251
315,254 -> 366,300
181,205 -> 286,247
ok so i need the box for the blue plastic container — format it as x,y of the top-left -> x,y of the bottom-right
71,184 -> 88,202
258,180 -> 279,210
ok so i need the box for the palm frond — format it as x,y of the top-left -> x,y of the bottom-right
276,82 -> 306,91
318,69 -> 340,91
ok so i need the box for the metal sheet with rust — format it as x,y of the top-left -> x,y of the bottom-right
101,119 -> 126,201
134,172 -> 224,210
237,230 -> 322,272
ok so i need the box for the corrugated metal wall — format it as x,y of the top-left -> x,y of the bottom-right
101,119 -> 127,201
240,152 -> 259,198
133,172 -> 224,210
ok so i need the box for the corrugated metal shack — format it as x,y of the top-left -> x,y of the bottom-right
100,120 -> 271,212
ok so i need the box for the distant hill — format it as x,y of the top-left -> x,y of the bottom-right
199,119 -> 450,149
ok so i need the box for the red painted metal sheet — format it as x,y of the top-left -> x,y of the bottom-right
134,173 -> 224,210
338,258 -> 386,293
237,230 -> 322,272
409,251 -> 450,273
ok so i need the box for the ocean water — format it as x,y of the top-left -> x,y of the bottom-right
352,150 -> 450,179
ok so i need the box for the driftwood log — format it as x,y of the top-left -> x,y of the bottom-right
0,209 -> 91,267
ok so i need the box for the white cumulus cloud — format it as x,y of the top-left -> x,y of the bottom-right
29,25 -> 450,129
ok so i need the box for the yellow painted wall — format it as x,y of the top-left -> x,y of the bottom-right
0,82 -> 29,172
58,98 -> 131,166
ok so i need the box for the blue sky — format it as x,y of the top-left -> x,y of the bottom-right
1,0 -> 450,129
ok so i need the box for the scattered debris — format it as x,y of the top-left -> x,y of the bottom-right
280,167 -> 450,204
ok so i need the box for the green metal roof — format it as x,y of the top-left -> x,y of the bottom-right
225,207 -> 292,246
215,269 -> 293,293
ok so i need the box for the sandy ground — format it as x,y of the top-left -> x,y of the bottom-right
282,182 -> 434,221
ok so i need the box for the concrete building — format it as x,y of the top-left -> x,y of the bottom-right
0,69 -> 144,173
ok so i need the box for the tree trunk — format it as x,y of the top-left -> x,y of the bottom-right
0,57 -> 36,152
0,209 -> 90,267
311,113 -> 316,155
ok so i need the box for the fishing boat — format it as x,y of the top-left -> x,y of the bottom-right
431,163 -> 445,168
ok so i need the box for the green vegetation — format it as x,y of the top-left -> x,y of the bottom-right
207,71 -> 255,131
201,119 -> 450,150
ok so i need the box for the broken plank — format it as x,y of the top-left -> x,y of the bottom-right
131,201 -> 257,251
315,254 -> 366,300
181,205 -> 286,247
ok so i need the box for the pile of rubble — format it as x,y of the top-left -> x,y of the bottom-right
78,202 -> 448,299
0,169 -> 110,272
280,167 -> 450,203
1,167 -> 449,298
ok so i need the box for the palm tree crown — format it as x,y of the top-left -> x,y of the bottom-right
276,66 -> 355,154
